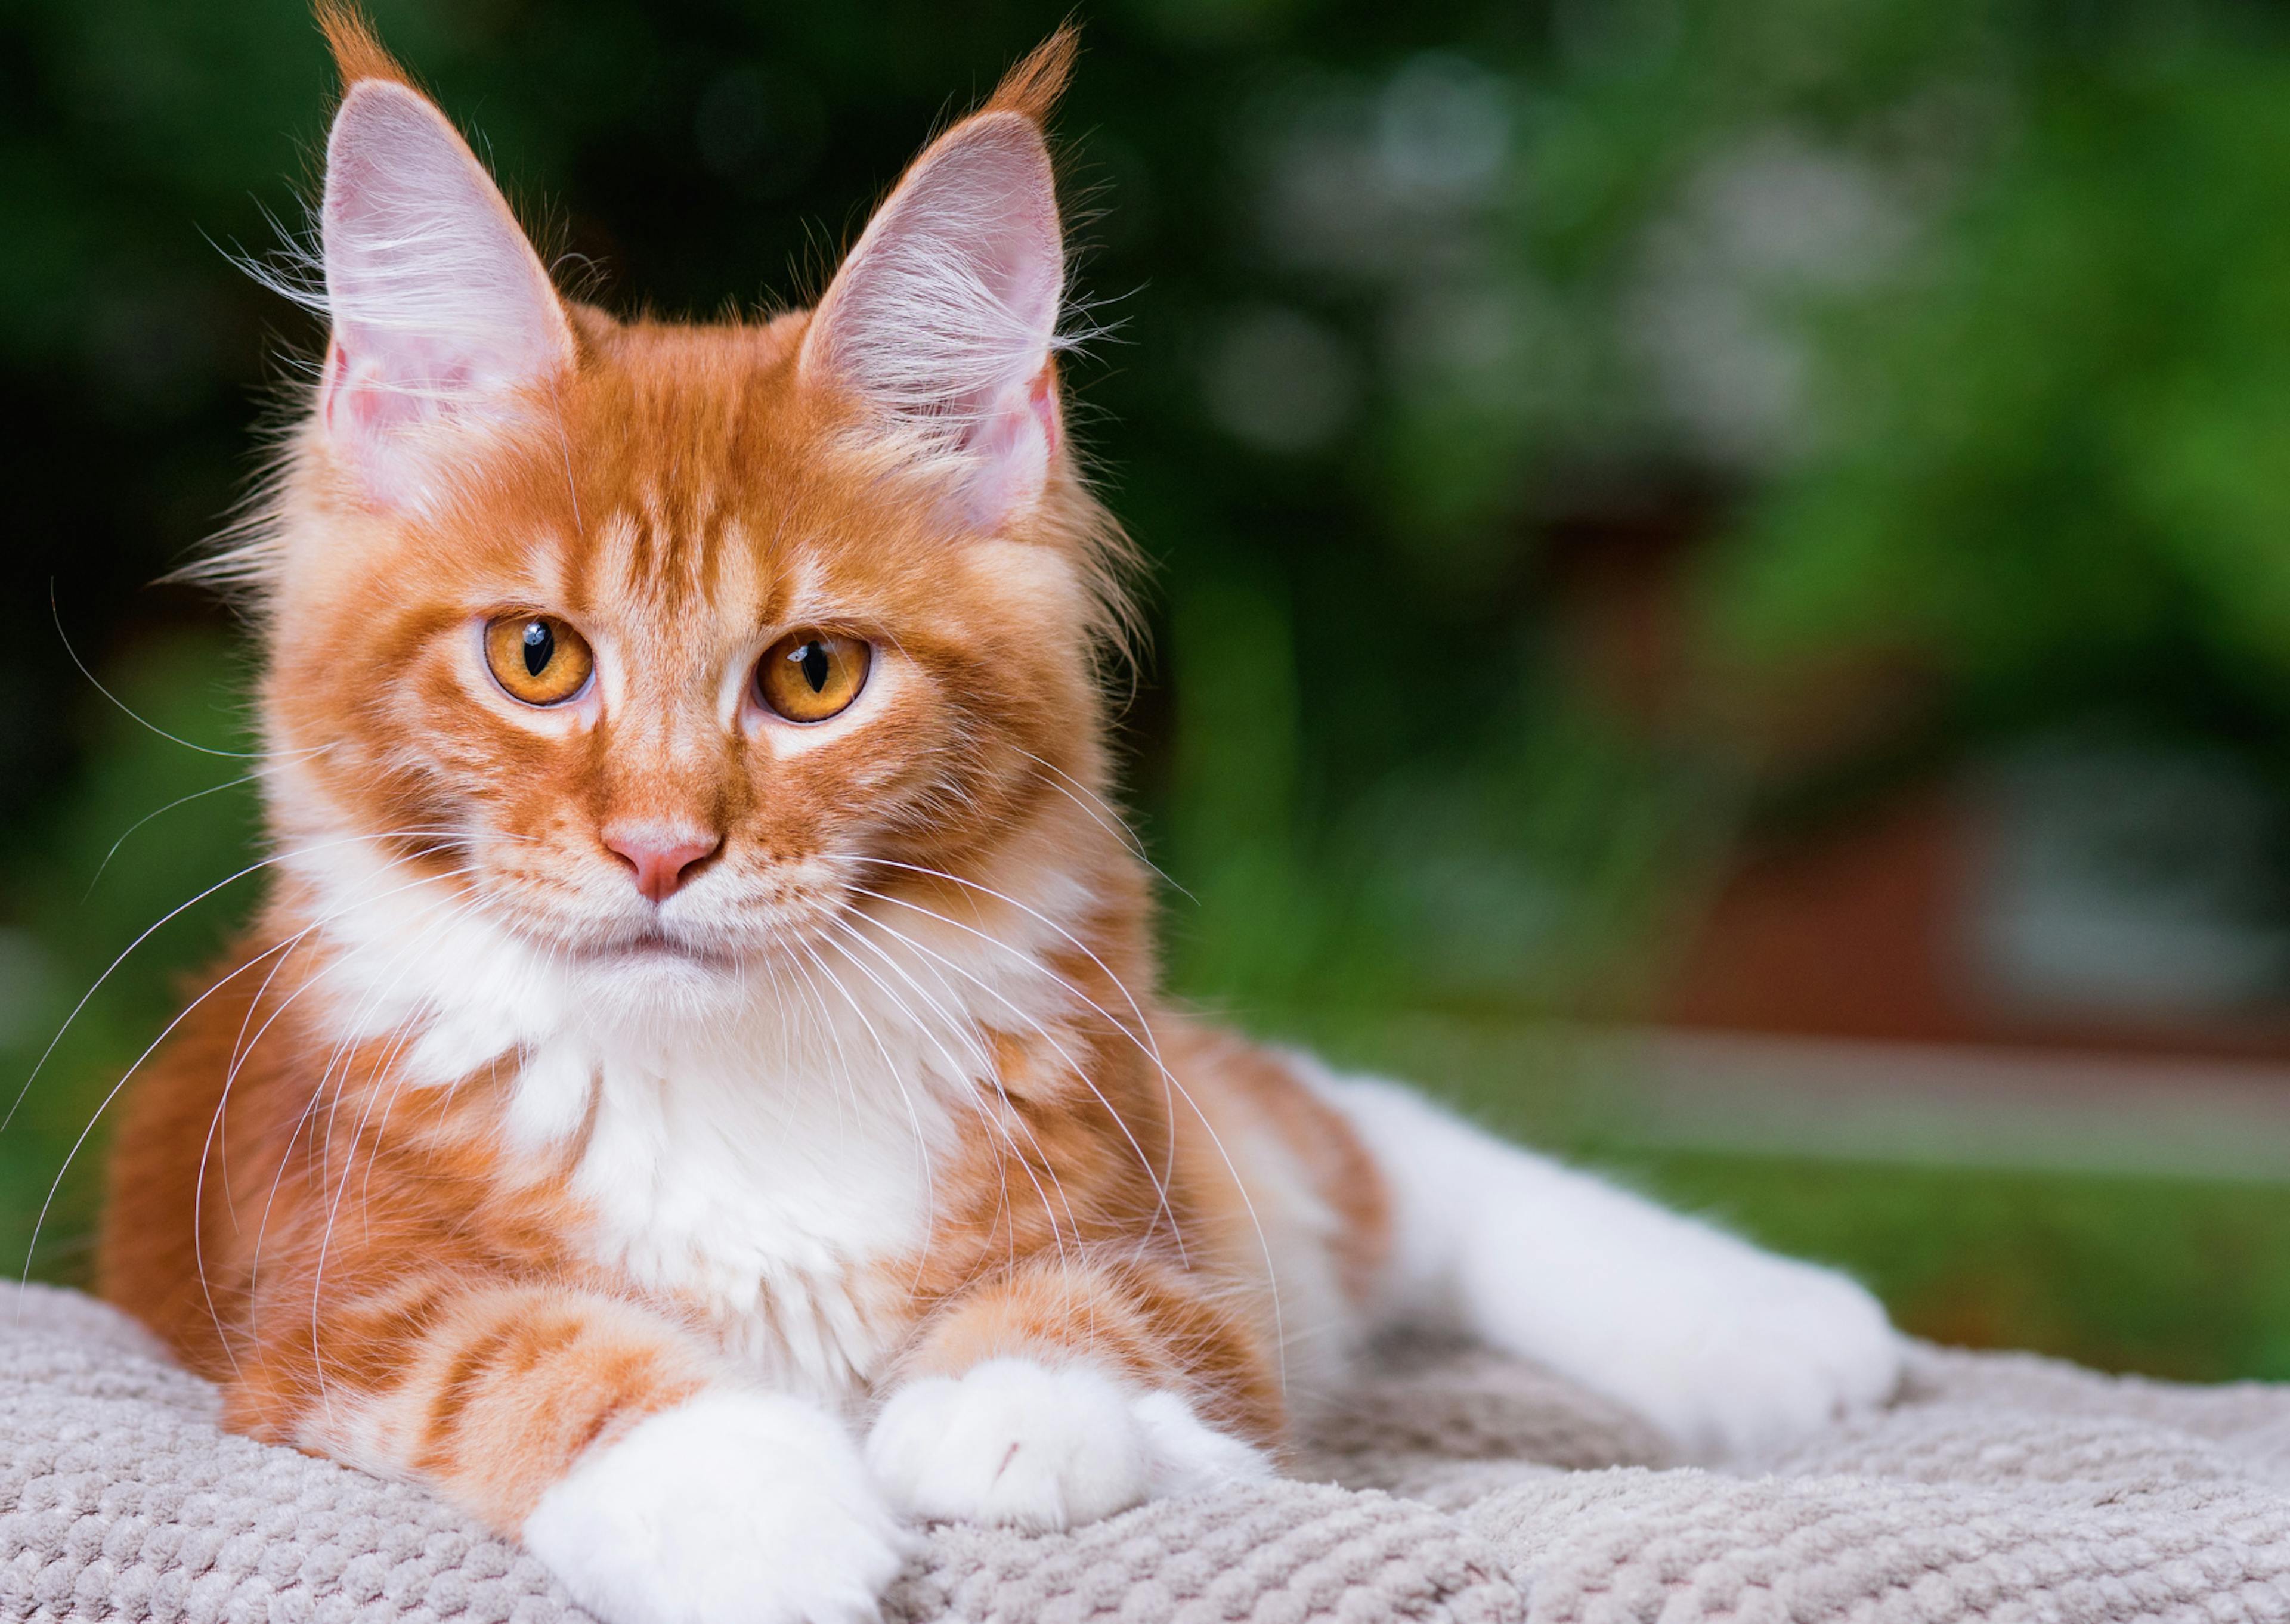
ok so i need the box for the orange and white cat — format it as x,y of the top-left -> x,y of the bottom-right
98,13 -> 1901,1624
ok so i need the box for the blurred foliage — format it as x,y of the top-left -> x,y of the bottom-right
11,0 -> 2290,1372
1707,32 -> 2290,731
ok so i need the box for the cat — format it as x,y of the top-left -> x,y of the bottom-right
95,12 -> 1902,1624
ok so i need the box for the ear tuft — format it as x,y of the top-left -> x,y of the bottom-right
315,1 -> 415,94
986,26 -> 1078,126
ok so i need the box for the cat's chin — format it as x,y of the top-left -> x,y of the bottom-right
558,946 -> 759,1028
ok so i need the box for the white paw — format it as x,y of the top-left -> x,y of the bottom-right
865,1359 -> 1270,1532
524,1389 -> 911,1624
1521,1244 -> 1902,1462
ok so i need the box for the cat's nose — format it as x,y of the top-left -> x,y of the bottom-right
602,824 -> 722,904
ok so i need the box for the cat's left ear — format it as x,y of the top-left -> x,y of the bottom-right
315,13 -> 574,511
799,32 -> 1075,529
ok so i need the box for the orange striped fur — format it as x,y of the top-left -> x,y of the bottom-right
97,9 -> 1390,1561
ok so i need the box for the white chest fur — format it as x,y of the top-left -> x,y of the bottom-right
541,1036 -> 947,1399
496,976 -> 974,1403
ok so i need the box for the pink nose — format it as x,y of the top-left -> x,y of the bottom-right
603,825 -> 721,904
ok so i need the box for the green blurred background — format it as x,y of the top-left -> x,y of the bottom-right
14,0 -> 2290,1381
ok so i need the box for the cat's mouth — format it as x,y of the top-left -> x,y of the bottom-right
577,926 -> 740,974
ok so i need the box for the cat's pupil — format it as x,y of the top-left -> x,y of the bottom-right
522,621 -> 553,677
799,641 -> 830,693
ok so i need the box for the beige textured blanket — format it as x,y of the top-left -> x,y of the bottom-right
5,1282 -> 2288,1623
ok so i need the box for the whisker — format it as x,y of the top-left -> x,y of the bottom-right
308,889 -> 493,1417
1014,746 -> 1194,903
795,940 -> 939,1250
190,859 -> 478,1374
858,856 -> 1165,1060
249,882 -> 489,1358
196,941 -> 304,1377
245,861 -> 494,1307
818,921 -> 1030,1274
21,912 -> 347,1290
83,773 -> 259,900
49,585 -> 327,765
850,867 -> 1289,1402
837,908 -> 1181,1263
822,921 -> 1078,1270
779,943 -> 858,1145
6,824 -> 481,1132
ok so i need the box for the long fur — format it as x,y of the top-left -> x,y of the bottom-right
96,18 -> 1902,1624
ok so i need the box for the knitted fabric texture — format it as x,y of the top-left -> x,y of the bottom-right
6,1284 -> 2289,1623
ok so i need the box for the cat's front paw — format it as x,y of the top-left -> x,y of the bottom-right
524,1389 -> 911,1624
1574,1248 -> 1902,1462
866,1358 -> 1269,1532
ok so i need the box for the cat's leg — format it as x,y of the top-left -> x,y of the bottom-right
1319,1068 -> 1902,1461
865,1254 -> 1275,1532
237,1277 -> 908,1624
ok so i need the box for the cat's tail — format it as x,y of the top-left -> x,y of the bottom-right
1307,1064 -> 1905,1461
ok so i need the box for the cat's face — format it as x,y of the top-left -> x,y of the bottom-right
246,45 -> 1121,994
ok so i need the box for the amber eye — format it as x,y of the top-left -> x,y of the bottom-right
756,630 -> 871,723
482,614 -> 594,706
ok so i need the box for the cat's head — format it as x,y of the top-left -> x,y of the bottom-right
233,11 -> 1137,1006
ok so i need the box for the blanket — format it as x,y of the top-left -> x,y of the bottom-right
5,1282 -> 2288,1623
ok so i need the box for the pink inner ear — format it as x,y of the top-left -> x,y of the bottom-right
318,80 -> 571,506
1029,366 -> 1060,461
320,339 -> 474,436
961,363 -> 1063,526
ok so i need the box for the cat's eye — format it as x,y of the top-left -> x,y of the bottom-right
483,614 -> 594,706
756,630 -> 870,723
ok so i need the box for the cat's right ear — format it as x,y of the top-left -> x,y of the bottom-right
315,45 -> 573,511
